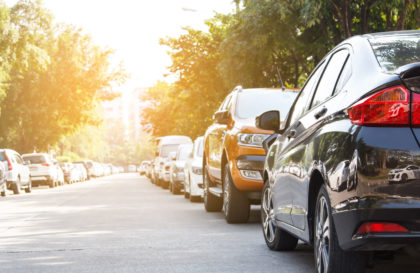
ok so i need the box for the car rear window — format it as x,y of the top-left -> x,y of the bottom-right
235,90 -> 298,121
23,155 -> 46,164
0,152 -> 6,162
369,34 -> 420,72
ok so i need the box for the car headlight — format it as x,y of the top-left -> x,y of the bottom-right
192,166 -> 203,175
237,134 -> 270,148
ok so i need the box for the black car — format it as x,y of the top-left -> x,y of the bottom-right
257,30 -> 420,273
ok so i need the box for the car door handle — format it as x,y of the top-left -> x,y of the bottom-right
314,107 -> 327,119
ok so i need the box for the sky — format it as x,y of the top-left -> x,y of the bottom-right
4,0 -> 235,91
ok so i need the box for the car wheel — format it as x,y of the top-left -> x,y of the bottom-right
261,181 -> 298,250
203,166 -> 222,212
172,182 -> 180,194
314,185 -> 365,273
402,174 -> 408,183
223,163 -> 250,223
12,177 -> 21,194
25,179 -> 32,193
184,178 -> 190,199
1,183 -> 6,197
49,179 -> 55,188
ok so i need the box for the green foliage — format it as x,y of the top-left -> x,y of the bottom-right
0,0 -> 125,154
141,0 -> 420,139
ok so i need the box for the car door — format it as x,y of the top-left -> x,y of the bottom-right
15,154 -> 30,184
289,48 -> 351,230
207,94 -> 232,181
272,61 -> 327,225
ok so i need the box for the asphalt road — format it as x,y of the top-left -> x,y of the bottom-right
0,173 -> 419,273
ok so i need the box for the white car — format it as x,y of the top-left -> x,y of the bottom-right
184,137 -> 204,202
22,153 -> 59,188
389,165 -> 420,183
152,135 -> 192,188
169,144 -> 193,194
0,149 -> 31,194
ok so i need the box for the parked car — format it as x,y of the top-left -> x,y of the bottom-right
128,164 -> 137,173
0,149 -> 31,194
184,136 -> 204,202
257,30 -> 420,273
73,160 -> 95,179
169,144 -> 193,194
139,161 -> 150,176
389,165 -> 420,183
60,162 -> 77,184
0,163 -> 6,196
22,153 -> 59,188
203,87 -> 298,223
73,163 -> 88,181
152,135 -> 192,188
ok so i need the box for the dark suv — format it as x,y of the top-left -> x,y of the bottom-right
257,30 -> 420,273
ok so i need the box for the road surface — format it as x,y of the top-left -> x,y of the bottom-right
0,174 -> 419,272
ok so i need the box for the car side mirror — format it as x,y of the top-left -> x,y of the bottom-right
256,110 -> 280,132
213,110 -> 230,124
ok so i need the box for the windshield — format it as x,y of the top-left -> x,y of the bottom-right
22,155 -> 47,164
235,90 -> 298,121
369,34 -> 420,72
160,144 -> 180,157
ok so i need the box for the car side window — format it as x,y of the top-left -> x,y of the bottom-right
219,94 -> 232,111
310,49 -> 349,109
334,55 -> 352,95
288,61 -> 326,126
14,155 -> 23,164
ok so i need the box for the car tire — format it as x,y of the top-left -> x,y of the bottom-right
172,182 -> 180,194
1,183 -> 6,197
184,179 -> 190,199
402,173 -> 408,183
25,180 -> 32,193
314,185 -> 365,273
203,166 -> 222,212
12,177 -> 21,194
49,179 -> 55,188
261,181 -> 298,250
223,163 -> 250,223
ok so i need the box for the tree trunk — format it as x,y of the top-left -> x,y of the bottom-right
360,0 -> 373,34
396,0 -> 410,30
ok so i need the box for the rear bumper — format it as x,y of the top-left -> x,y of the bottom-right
333,198 -> 420,251
31,175 -> 52,181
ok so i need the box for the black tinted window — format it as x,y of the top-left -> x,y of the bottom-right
23,155 -> 46,164
289,62 -> 326,125
311,50 -> 349,109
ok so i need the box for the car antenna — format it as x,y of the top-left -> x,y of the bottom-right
276,66 -> 286,91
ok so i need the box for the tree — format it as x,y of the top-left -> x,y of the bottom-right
0,0 -> 124,153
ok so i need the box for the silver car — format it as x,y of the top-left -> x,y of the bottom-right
0,149 -> 31,194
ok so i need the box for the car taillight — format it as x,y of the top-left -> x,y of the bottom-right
348,85 -> 410,126
356,222 -> 408,234
412,92 -> 420,127
165,166 -> 170,171
4,152 -> 12,170
42,163 -> 50,167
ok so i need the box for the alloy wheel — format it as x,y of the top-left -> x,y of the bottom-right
262,185 -> 276,243
315,196 -> 330,273
223,171 -> 230,214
